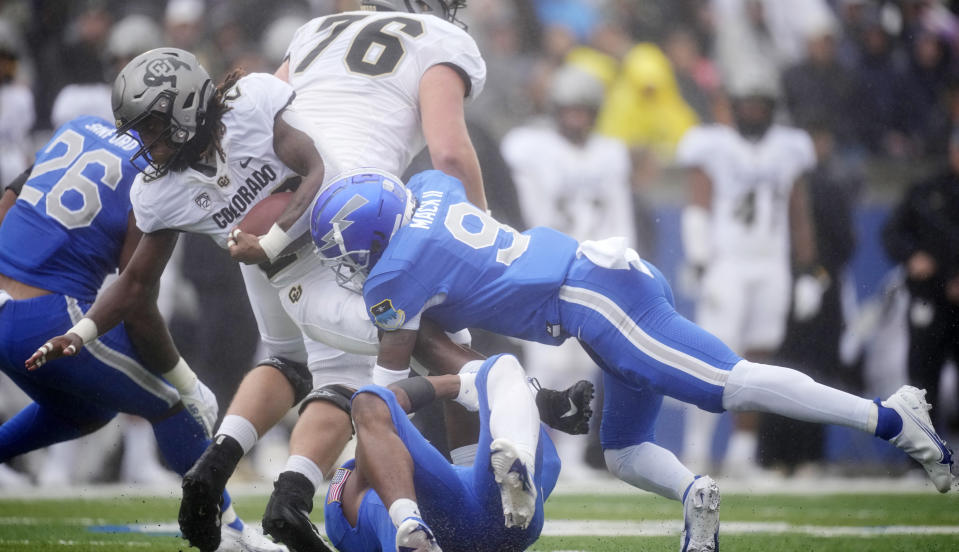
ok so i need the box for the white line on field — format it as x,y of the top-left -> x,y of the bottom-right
542,520 -> 959,537
3,518 -> 956,539
0,540 -> 152,547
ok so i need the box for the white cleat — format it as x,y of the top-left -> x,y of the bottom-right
883,385 -> 956,493
217,520 -> 289,552
395,516 -> 442,552
680,476 -> 720,552
490,438 -> 537,530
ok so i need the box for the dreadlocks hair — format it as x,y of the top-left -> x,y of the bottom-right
170,68 -> 245,171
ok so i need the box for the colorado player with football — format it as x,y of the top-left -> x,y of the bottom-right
309,168 -> 958,552
0,115 -> 281,552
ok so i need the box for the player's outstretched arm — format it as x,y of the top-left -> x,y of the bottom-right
420,64 -> 487,211
26,229 -> 178,370
228,107 -> 326,264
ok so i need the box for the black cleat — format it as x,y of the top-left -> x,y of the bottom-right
179,436 -> 243,551
263,471 -> 334,552
534,378 -> 595,435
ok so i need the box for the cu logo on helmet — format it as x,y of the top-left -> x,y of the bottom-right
143,58 -> 188,87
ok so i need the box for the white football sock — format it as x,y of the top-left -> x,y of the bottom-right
388,498 -> 421,528
604,442 -> 695,502
486,356 -> 538,470
283,455 -> 324,492
217,415 -> 259,454
722,360 -> 874,432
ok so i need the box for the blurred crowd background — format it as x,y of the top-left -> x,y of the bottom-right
1,0 -> 957,488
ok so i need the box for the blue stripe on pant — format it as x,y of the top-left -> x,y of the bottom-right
0,294 -> 208,474
558,257 -> 742,449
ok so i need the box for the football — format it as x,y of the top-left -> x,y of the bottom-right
237,192 -> 293,235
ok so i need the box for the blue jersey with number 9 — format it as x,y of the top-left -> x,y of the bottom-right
363,170 -> 579,345
0,116 -> 145,302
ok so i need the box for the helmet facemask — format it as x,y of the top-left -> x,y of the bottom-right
117,92 -> 197,181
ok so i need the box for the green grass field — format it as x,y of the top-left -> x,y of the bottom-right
0,489 -> 957,551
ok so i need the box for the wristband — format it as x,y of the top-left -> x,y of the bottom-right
259,223 -> 293,261
373,364 -> 411,387
391,376 -> 436,412
67,317 -> 98,345
163,357 -> 199,394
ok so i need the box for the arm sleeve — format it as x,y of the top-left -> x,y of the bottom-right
675,127 -> 711,169
416,22 -> 487,100
4,166 -> 32,195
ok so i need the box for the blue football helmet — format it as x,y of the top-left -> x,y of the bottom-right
310,169 -> 415,291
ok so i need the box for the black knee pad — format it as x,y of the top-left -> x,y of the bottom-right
259,356 -> 312,404
298,384 -> 354,417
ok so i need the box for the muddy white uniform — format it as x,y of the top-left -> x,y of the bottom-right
283,10 -> 486,177
132,73 -> 375,390
676,124 -> 815,352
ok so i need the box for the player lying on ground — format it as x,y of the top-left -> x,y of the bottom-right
327,353 -> 568,552
309,169 -> 959,552
0,115 -> 280,551
24,47 -> 593,552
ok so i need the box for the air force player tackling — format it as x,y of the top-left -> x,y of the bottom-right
311,169 -> 958,552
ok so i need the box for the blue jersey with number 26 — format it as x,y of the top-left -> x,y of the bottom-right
363,170 -> 580,344
0,116 -> 144,302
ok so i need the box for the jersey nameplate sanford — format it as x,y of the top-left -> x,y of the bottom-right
371,298 -> 405,331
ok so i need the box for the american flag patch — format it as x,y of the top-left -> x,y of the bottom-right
327,467 -> 351,504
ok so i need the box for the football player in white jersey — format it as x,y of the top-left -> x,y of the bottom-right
676,71 -> 826,477
275,0 -> 487,211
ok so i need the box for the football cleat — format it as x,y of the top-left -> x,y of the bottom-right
490,438 -> 537,530
533,378 -> 595,435
395,516 -> 442,552
262,472 -> 334,552
179,439 -> 241,551
217,518 -> 289,552
680,475 -> 720,552
882,385 -> 956,493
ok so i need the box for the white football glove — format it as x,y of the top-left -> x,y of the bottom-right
793,273 -> 826,322
180,380 -> 219,438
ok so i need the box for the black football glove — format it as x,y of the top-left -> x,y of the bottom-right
532,378 -> 595,435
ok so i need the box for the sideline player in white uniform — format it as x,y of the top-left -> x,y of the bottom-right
677,75 -> 825,476
501,63 -> 634,479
